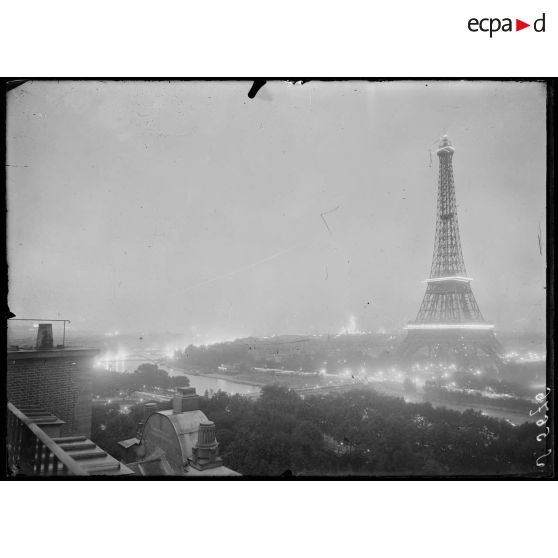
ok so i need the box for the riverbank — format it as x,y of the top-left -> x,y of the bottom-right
367,379 -> 535,425
167,365 -> 267,387
168,363 -> 535,425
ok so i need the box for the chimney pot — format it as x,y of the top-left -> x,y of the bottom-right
143,402 -> 158,421
36,324 -> 54,349
197,421 -> 217,447
172,387 -> 199,413
177,386 -> 196,396
189,420 -> 222,470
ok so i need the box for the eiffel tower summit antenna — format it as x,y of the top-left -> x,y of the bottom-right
397,135 -> 503,370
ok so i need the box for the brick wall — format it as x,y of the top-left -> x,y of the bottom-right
7,349 -> 97,436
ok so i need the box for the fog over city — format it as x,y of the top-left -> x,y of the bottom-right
7,81 -> 546,342
5,80 -> 550,480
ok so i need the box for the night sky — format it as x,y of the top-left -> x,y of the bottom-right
7,81 -> 546,342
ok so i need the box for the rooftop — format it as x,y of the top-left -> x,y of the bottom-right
8,319 -> 98,357
118,388 -> 240,476
51,435 -> 134,476
8,346 -> 99,359
7,403 -> 134,476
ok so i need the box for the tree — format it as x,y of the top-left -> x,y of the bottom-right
192,385 -> 540,476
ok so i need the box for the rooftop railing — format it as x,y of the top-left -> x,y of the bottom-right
7,402 -> 89,476
7,318 -> 71,349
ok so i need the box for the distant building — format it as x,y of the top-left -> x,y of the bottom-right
249,335 -> 310,362
119,387 -> 239,476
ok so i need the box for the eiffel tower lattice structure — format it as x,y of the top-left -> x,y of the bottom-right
397,136 -> 503,369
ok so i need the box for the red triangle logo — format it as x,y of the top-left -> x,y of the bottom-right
516,19 -> 530,31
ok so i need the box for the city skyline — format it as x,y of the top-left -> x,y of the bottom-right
7,81 -> 546,340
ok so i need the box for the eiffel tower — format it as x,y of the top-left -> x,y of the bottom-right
397,136 -> 503,369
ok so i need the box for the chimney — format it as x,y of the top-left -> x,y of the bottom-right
143,402 -> 158,421
172,386 -> 199,413
189,421 -> 223,470
137,402 -> 158,438
36,324 -> 54,349
197,421 -> 218,448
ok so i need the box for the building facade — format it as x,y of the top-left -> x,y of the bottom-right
7,324 -> 98,436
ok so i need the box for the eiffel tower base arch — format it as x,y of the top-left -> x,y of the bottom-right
396,329 -> 503,372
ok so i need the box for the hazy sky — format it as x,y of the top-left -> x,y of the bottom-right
7,81 -> 546,341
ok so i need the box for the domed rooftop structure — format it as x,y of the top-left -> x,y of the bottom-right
122,387 -> 239,476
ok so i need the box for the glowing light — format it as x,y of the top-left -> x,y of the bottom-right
165,346 -> 178,359
405,323 -> 495,330
505,350 -> 545,363
425,276 -> 473,283
339,315 -> 365,335
104,330 -> 120,337
95,349 -> 129,372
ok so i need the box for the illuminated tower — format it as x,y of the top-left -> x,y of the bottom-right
397,136 -> 502,369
